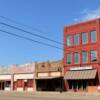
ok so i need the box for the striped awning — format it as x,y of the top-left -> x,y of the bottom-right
64,69 -> 97,80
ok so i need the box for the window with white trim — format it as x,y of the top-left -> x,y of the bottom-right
74,34 -> 79,45
91,50 -> 97,62
66,35 -> 71,46
82,32 -> 88,44
82,51 -> 88,63
66,53 -> 72,64
74,52 -> 79,64
90,30 -> 97,43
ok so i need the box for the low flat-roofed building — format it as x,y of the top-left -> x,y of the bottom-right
11,63 -> 35,92
0,60 -> 63,92
0,65 -> 12,91
35,60 -> 64,91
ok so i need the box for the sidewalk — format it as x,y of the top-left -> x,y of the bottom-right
33,91 -> 100,98
0,91 -> 100,98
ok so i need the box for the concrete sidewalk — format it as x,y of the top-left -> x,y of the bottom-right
0,91 -> 100,98
33,91 -> 100,97
0,91 -> 100,100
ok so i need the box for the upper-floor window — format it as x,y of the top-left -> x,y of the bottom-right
66,53 -> 72,64
82,51 -> 88,63
90,30 -> 97,43
91,50 -> 97,62
74,34 -> 79,45
74,52 -> 79,64
66,35 -> 71,46
82,32 -> 88,44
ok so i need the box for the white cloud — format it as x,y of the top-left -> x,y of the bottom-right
74,7 -> 100,22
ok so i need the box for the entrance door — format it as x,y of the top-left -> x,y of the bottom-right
72,81 -> 77,91
0,81 -> 4,90
36,78 -> 64,91
24,81 -> 27,91
68,80 -> 87,91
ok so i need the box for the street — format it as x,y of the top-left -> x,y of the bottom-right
0,92 -> 100,100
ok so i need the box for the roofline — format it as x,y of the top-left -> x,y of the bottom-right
64,18 -> 100,28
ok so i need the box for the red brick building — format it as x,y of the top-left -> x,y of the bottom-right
64,18 -> 100,92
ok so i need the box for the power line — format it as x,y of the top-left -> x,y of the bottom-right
0,16 -> 49,35
0,22 -> 64,46
0,16 -> 65,45
0,29 -> 62,50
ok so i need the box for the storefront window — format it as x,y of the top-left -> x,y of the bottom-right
5,81 -> 11,87
27,80 -> 33,87
82,32 -> 88,44
90,30 -> 97,43
91,50 -> 97,62
66,53 -> 72,64
66,35 -> 71,46
74,34 -> 79,45
17,80 -> 23,87
82,51 -> 88,63
74,52 -> 79,64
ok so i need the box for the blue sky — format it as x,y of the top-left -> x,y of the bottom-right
0,0 -> 100,65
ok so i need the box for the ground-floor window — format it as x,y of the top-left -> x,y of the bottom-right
68,79 -> 98,91
36,78 -> 64,91
27,79 -> 33,87
5,81 -> 11,87
17,80 -> 23,87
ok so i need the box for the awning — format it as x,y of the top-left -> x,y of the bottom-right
64,69 -> 97,80
35,76 -> 62,80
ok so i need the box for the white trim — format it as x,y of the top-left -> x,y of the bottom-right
27,88 -> 33,91
14,73 -> 34,81
50,72 -> 61,77
38,73 -> 48,77
17,88 -> 24,91
70,66 -> 93,71
0,75 -> 11,80
4,87 -> 11,91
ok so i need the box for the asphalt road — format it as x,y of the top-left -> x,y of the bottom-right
0,91 -> 100,100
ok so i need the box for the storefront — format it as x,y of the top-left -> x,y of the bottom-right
35,60 -> 64,91
64,67 -> 99,92
0,74 -> 11,91
13,73 -> 35,91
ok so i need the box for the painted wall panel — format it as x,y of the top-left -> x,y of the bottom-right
4,87 -> 11,91
27,88 -> 33,91
38,73 -> 48,77
50,72 -> 61,77
14,74 -> 34,81
0,75 -> 11,80
17,88 -> 24,91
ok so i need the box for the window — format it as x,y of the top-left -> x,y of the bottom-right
74,52 -> 79,64
66,35 -> 71,46
17,80 -> 23,87
82,32 -> 88,44
74,34 -> 79,45
5,81 -> 11,87
90,30 -> 97,43
82,51 -> 88,63
66,53 -> 72,64
91,50 -> 97,62
27,80 -> 33,87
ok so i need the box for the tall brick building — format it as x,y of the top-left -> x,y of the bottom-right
64,18 -> 100,92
